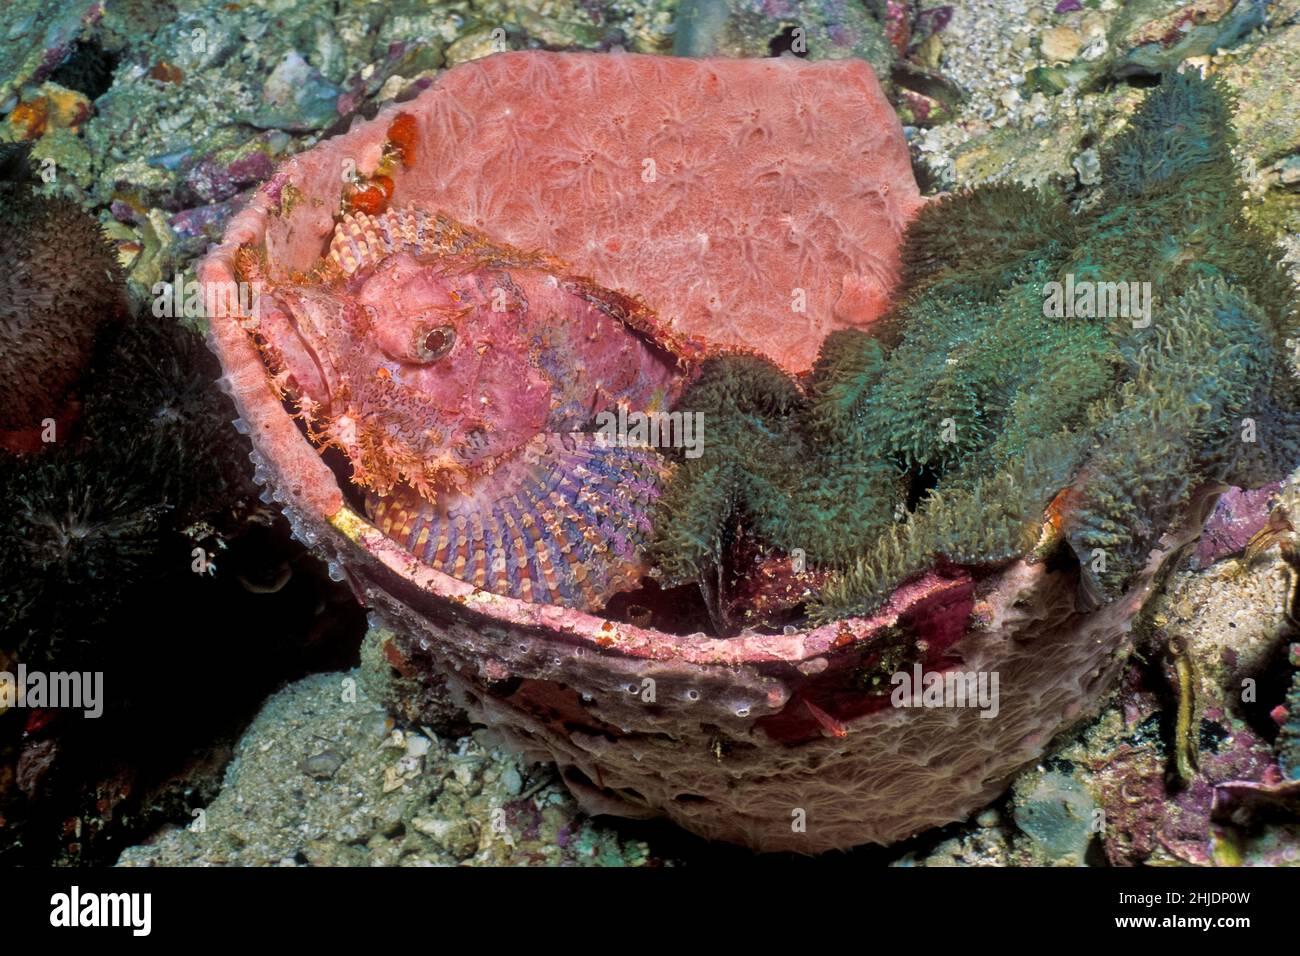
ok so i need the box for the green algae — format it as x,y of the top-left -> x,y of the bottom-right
651,70 -> 1300,624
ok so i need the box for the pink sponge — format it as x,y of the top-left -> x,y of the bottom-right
347,51 -> 923,373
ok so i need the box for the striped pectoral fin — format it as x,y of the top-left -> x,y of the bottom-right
363,433 -> 668,611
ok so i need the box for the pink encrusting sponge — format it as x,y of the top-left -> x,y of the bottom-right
271,51 -> 923,374
408,53 -> 923,374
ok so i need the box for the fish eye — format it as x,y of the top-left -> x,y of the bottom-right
413,325 -> 455,362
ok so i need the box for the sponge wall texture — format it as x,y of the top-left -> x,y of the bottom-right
257,51 -> 923,374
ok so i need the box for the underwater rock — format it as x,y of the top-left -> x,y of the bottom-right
1106,0 -> 1269,79
359,622 -> 468,737
167,195 -> 247,243
1012,769 -> 1096,865
440,0 -> 673,65
1190,482 -> 1283,568
1092,718 -> 1278,865
1221,17 -> 1300,168
895,85 -> 959,127
1039,25 -> 1083,63
1153,522 -> 1293,712
925,84 -> 1147,191
1022,65 -> 1073,96
4,81 -> 92,140
918,0 -> 1300,201
0,0 -> 104,107
1210,777 -> 1300,864
1090,703 -> 1279,866
673,0 -> 895,83
116,671 -> 659,867
175,132 -> 291,209
238,51 -> 343,133
72,0 -> 419,212
1280,643 -> 1300,781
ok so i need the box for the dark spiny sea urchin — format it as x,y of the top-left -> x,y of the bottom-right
0,441 -> 169,660
0,307 -> 257,664
0,179 -> 129,442
650,69 -> 1300,624
0,143 -> 255,650
81,309 -> 256,528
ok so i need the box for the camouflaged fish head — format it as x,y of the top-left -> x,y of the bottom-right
245,206 -> 698,609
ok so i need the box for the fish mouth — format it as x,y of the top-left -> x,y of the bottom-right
255,292 -> 333,411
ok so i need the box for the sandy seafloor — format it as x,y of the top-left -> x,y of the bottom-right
2,0 -> 1300,866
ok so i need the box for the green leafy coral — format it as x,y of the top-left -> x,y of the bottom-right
650,69 -> 1300,625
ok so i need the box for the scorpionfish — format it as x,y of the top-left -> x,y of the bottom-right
241,206 -> 701,610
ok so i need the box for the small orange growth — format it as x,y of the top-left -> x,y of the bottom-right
349,174 -> 395,215
1043,486 -> 1080,534
8,99 -> 48,139
349,184 -> 389,215
832,625 -> 859,649
149,60 -> 184,84
387,112 -> 419,168
114,239 -> 143,269
594,618 -> 617,647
